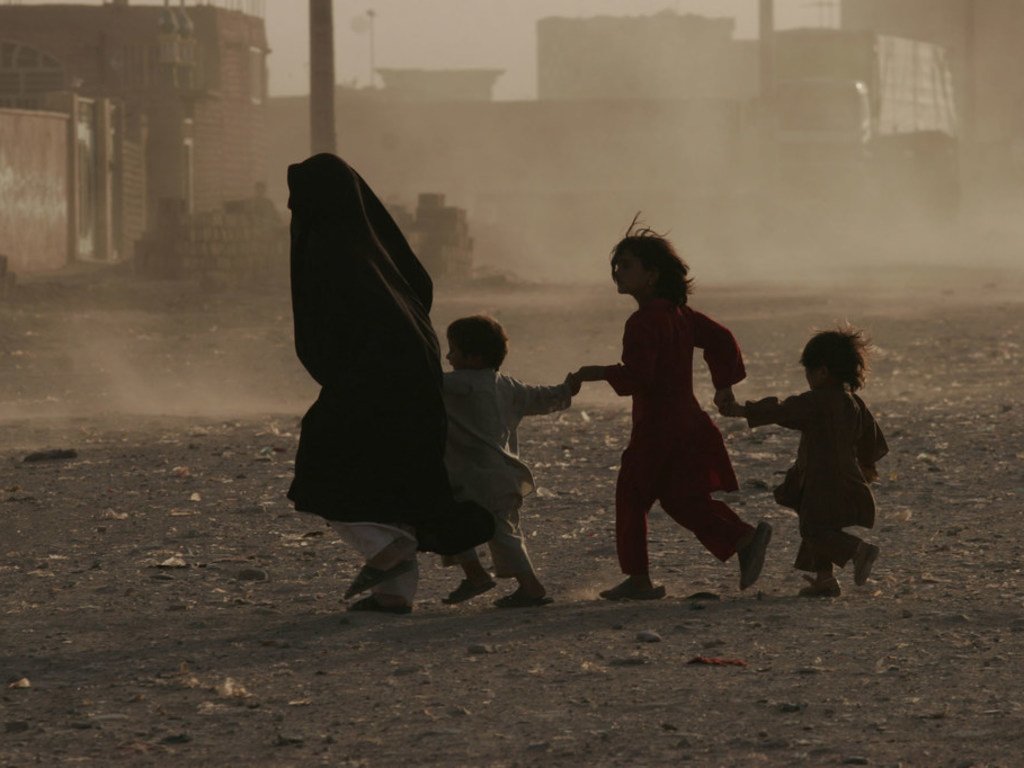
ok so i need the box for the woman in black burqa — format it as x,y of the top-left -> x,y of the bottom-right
286,153 -> 491,613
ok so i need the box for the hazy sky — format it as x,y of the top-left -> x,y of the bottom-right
23,0 -> 833,99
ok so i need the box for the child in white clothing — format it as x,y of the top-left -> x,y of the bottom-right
441,315 -> 579,608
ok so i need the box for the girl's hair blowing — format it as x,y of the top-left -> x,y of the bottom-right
610,213 -> 693,306
800,326 -> 871,391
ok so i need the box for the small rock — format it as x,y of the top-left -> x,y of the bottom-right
608,656 -> 648,667
391,665 -> 423,677
636,630 -> 662,643
161,733 -> 191,744
237,568 -> 268,581
158,556 -> 187,569
779,702 -> 806,713
4,721 -> 30,733
842,758 -> 869,766
23,449 -> 77,463
686,592 -> 720,602
467,643 -> 496,655
7,678 -> 30,689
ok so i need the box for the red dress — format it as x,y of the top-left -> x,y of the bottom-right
604,299 -> 752,575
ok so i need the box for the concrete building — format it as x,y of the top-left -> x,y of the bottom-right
536,10 -> 758,102
0,1 -> 269,273
842,0 -> 1024,155
375,69 -> 504,103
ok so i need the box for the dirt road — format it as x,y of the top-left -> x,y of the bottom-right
2,267 -> 1023,766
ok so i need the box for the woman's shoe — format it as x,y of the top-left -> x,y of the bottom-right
344,559 -> 415,599
347,595 -> 412,614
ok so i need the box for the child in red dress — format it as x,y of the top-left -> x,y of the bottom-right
571,221 -> 771,600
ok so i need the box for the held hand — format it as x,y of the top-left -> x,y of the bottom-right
713,387 -> 736,413
718,400 -> 746,418
574,365 -> 607,383
564,372 -> 582,396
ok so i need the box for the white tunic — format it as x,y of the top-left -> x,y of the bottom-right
442,369 -> 572,511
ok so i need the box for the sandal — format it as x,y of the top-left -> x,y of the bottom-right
599,579 -> 666,601
738,521 -> 772,590
798,575 -> 841,598
852,543 -> 879,586
344,559 -> 415,599
348,595 -> 413,614
493,591 -> 554,609
442,578 -> 497,605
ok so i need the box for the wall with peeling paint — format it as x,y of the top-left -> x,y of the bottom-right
0,109 -> 68,276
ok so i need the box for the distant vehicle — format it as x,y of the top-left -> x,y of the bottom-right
772,28 -> 960,215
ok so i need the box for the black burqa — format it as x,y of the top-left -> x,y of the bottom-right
286,154 -> 492,553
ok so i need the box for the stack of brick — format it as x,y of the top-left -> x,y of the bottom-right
135,197 -> 287,287
405,193 -> 473,279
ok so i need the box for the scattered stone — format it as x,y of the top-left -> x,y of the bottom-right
636,630 -> 662,643
158,556 -> 187,569
237,568 -> 268,581
842,758 -> 869,765
4,721 -> 30,733
160,733 -> 191,744
608,656 -> 648,667
686,592 -> 720,601
23,449 -> 77,463
468,643 -> 497,655
391,665 -> 423,677
7,677 -> 30,689
274,734 -> 304,747
779,702 -> 806,713
215,678 -> 250,698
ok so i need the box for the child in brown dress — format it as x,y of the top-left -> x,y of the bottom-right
719,327 -> 888,597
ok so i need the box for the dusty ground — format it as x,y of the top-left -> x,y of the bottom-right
2,263 -> 1024,767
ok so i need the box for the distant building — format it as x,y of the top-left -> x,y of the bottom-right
842,0 -> 1024,152
536,10 -> 758,101
0,1 -> 269,269
375,68 -> 504,102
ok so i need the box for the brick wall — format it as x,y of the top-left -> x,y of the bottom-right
0,108 -> 68,276
135,199 -> 286,286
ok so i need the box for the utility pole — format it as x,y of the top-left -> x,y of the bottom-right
759,0 -> 774,105
963,0 -> 975,147
309,0 -> 336,154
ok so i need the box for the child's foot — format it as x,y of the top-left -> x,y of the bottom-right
798,575 -> 841,598
599,578 -> 666,601
738,521 -> 772,590
442,578 -> 497,605
852,543 -> 879,586
493,589 -> 554,609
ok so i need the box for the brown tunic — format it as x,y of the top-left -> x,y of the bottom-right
745,388 -> 888,531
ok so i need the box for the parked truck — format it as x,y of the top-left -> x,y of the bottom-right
772,28 -> 960,215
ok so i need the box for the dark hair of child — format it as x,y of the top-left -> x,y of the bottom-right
800,327 -> 870,391
447,315 -> 509,369
609,214 -> 694,306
